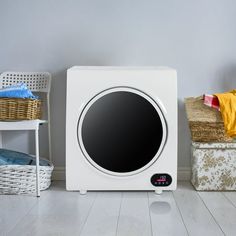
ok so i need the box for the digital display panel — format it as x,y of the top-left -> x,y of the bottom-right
151,173 -> 172,187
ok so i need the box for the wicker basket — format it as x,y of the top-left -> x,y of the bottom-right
185,96 -> 233,142
0,163 -> 53,195
0,98 -> 42,120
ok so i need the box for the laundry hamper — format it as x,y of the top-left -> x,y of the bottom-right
191,142 -> 236,191
0,161 -> 53,195
185,96 -> 232,142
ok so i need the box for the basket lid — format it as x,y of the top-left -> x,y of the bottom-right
184,96 -> 223,123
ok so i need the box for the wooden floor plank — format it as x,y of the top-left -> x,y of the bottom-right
173,182 -> 224,236
80,192 -> 122,236
0,194 -> 37,235
223,192 -> 236,208
148,191 -> 188,236
198,191 -> 236,236
9,183 -> 97,236
117,192 -> 152,236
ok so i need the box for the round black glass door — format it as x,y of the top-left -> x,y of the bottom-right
79,90 -> 165,173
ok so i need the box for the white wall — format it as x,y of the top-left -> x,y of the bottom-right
0,0 -> 236,170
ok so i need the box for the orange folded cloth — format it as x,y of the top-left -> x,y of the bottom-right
215,90 -> 236,137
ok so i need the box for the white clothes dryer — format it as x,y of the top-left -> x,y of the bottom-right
66,67 -> 177,194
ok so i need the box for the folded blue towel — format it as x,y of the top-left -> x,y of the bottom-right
0,149 -> 50,166
0,83 -> 37,99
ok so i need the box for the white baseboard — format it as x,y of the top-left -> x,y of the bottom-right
177,167 -> 191,181
52,166 -> 191,181
52,167 -> 65,181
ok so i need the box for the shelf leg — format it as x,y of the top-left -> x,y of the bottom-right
35,128 -> 40,197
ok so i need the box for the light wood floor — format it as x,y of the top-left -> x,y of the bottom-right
1,181 -> 236,236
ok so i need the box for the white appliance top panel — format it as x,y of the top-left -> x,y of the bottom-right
68,66 -> 176,73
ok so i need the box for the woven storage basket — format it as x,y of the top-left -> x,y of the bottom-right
0,98 -> 42,120
185,96 -> 232,142
0,163 -> 53,195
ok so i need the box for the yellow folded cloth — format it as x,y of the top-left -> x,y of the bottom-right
215,90 -> 236,137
